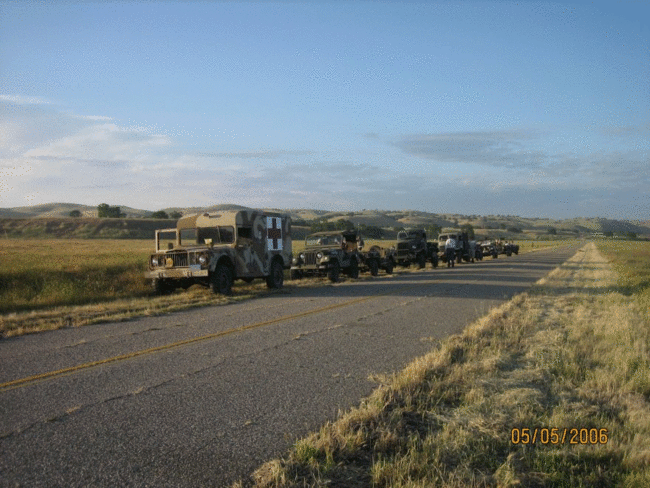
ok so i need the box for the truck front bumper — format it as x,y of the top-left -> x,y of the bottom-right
145,267 -> 209,279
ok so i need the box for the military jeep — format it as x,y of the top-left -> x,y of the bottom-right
480,240 -> 500,259
358,241 -> 396,276
145,210 -> 291,295
291,230 -> 361,282
395,229 -> 429,268
504,241 -> 519,256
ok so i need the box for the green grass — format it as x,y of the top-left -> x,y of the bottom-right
597,240 -> 650,323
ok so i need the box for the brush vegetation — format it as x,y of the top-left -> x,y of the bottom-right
244,241 -> 650,487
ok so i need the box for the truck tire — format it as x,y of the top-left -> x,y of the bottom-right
369,259 -> 379,276
348,258 -> 359,279
385,260 -> 394,274
418,253 -> 426,269
210,263 -> 233,295
328,261 -> 340,282
266,260 -> 284,289
431,255 -> 439,268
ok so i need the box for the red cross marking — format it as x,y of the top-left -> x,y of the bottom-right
267,217 -> 282,250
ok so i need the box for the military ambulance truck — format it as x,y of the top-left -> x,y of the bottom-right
145,210 -> 291,295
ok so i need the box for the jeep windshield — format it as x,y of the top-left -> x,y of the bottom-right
397,231 -> 422,240
305,234 -> 342,247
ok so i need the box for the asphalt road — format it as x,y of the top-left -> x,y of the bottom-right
0,245 -> 579,487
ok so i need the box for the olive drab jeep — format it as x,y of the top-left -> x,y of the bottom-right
145,210 -> 291,295
395,228 -> 428,268
358,239 -> 397,276
480,240 -> 500,259
291,230 -> 361,282
504,241 -> 519,256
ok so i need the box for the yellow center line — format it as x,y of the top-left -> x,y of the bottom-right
1,283 -> 419,392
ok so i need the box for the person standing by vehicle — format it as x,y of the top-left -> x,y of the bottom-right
445,236 -> 457,268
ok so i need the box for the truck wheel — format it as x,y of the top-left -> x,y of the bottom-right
418,253 -> 426,269
431,256 -> 439,268
266,261 -> 284,289
493,252 -> 498,259
369,259 -> 379,276
210,264 -> 232,295
153,278 -> 172,295
328,261 -> 340,282
385,260 -> 394,274
348,259 -> 359,279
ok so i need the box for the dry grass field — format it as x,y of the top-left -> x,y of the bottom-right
244,241 -> 650,487
0,239 -> 153,313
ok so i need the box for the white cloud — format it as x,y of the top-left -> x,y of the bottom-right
1,96 -> 647,218
0,94 -> 51,105
72,114 -> 113,121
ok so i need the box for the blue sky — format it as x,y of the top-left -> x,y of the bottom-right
1,0 -> 648,219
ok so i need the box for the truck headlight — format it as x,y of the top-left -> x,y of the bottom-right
299,253 -> 305,260
412,244 -> 417,249
198,255 -> 208,265
152,257 -> 159,267
316,252 -> 323,259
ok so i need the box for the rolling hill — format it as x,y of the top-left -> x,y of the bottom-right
0,203 -> 648,240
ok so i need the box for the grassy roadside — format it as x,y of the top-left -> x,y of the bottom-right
244,241 -> 650,487
0,238 -> 578,338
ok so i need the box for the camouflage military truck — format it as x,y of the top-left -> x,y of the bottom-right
437,230 -> 472,264
291,230 -> 361,282
145,210 -> 291,295
395,228 -> 429,268
358,241 -> 396,276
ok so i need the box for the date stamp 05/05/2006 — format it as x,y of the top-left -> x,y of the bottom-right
511,428 -> 609,445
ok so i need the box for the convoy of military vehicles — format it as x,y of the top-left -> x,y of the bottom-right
145,212 -> 523,294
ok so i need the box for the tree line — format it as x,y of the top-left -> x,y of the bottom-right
68,204 -> 182,219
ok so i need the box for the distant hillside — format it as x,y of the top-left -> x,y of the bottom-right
0,218 -> 175,239
0,203 -> 151,219
1,203 -> 648,240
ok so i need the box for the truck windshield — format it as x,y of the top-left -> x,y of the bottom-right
179,226 -> 235,246
157,231 -> 177,251
398,231 -> 420,240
